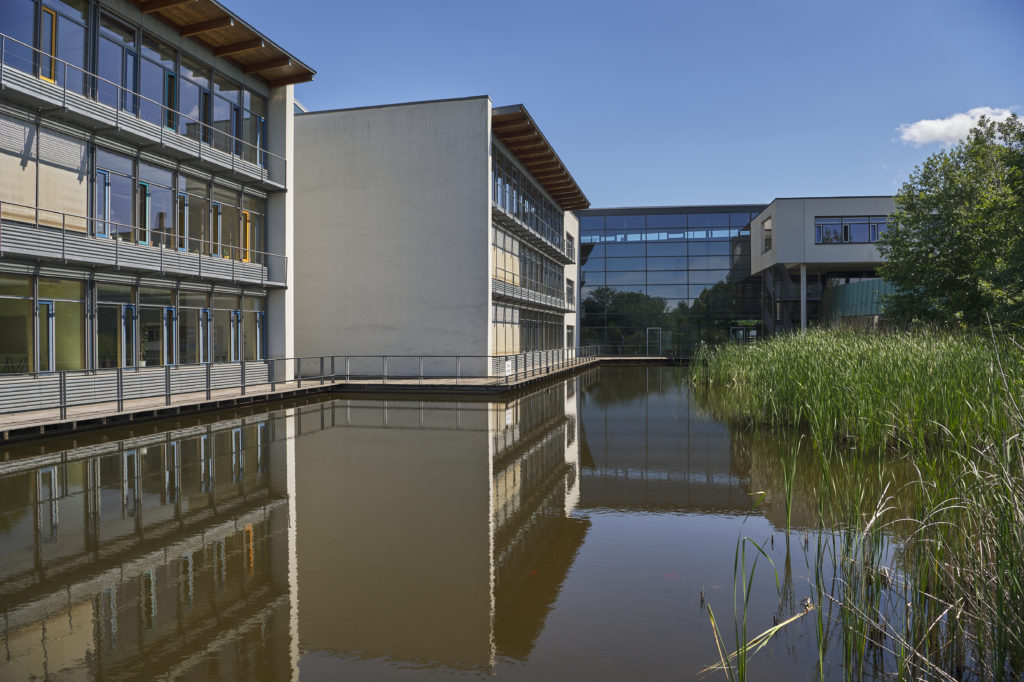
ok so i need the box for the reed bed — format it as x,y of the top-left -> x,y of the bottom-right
691,329 -> 1024,681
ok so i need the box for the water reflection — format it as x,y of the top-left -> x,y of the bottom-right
0,367 -> 876,680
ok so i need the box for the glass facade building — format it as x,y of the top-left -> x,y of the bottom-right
577,205 -> 766,356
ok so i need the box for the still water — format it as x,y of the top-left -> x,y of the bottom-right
0,366 -> 862,681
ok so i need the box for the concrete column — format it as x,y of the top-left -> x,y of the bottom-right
799,264 -> 807,332
267,85 -> 294,377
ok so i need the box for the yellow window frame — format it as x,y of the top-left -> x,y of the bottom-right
241,210 -> 251,263
39,7 -> 57,84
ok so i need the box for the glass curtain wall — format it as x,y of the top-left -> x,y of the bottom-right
38,278 -> 85,371
578,207 -> 765,355
96,283 -> 134,368
0,275 -> 34,374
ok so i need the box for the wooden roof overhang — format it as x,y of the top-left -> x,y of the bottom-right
492,104 -> 589,212
129,0 -> 315,87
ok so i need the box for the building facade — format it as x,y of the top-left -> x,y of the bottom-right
576,205 -> 766,356
0,0 -> 311,392
293,97 -> 587,376
749,196 -> 895,331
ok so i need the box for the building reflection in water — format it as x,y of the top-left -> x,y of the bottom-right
0,415 -> 293,681
0,366 -> 765,680
292,380 -> 586,671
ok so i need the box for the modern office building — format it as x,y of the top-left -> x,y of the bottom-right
749,196 -> 895,331
293,96 -> 587,376
576,205 -> 766,355
0,0 -> 311,386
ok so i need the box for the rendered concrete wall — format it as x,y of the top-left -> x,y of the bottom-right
266,84 -> 295,368
293,97 -> 492,360
564,211 -> 580,345
751,196 -> 894,274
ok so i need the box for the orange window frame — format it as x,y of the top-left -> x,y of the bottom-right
39,7 -> 57,84
241,210 -> 251,262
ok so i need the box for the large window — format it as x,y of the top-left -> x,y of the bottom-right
815,216 -> 889,244
492,145 -> 563,249
0,274 -> 33,374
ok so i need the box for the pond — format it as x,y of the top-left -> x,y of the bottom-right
0,366 -> 904,680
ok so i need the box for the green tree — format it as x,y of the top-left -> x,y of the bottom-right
879,115 -> 1024,326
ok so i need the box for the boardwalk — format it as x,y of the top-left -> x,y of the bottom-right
0,356 -> 673,442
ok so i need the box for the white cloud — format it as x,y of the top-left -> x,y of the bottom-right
897,107 -> 1015,146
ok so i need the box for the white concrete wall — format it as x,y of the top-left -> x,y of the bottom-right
266,85 -> 294,368
293,97 -> 492,360
751,196 -> 895,274
563,211 -> 580,347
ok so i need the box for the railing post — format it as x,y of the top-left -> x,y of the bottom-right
206,362 -> 211,400
331,355 -> 336,382
456,357 -> 461,386
320,356 -> 325,386
296,358 -> 301,388
270,359 -> 276,392
418,356 -> 423,386
241,359 -> 246,396
164,364 -> 171,406
345,356 -> 350,382
383,356 -> 387,385
116,367 -> 123,411
59,371 -> 67,420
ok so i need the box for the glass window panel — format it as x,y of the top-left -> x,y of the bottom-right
605,215 -> 645,229
605,271 -> 645,285
687,213 -> 712,228
603,243 -> 644,258
689,270 -> 730,285
141,35 -> 175,68
177,307 -> 199,364
177,78 -> 201,139
646,242 -> 686,257
97,284 -> 132,303
688,241 -> 730,256
582,256 -> 605,272
56,15 -> 87,95
647,285 -> 687,298
847,221 -> 870,243
219,203 -> 239,258
0,274 -> 31,298
149,183 -> 173,246
187,194 -> 208,254
95,148 -> 133,176
648,257 -> 686,270
212,295 -> 237,310
646,214 -> 685,228
243,311 -> 259,361
1,0 -> 35,73
0,298 -> 33,373
688,255 -> 730,270
605,257 -> 645,271
138,306 -> 162,366
138,161 -> 172,187
583,272 -> 605,286
179,291 -> 208,307
54,300 -> 84,370
214,73 -> 240,104
647,271 -> 683,284
708,213 -> 730,227
179,54 -> 209,89
96,36 -> 124,108
578,215 -> 604,229
817,222 -> 843,244
139,287 -> 172,305
138,58 -> 164,125
242,296 -> 264,311
212,309 -> 230,362
38,278 -> 83,301
730,212 -> 753,227
100,13 -> 134,45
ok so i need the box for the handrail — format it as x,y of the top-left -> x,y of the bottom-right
0,348 -> 610,419
0,33 -> 284,172
0,198 -> 287,274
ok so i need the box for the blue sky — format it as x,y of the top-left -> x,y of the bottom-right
226,0 -> 1023,208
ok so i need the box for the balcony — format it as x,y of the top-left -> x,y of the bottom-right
492,278 -> 574,313
0,200 -> 287,287
491,204 -> 573,266
0,34 -> 284,191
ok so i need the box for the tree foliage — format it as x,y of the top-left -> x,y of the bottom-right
878,115 -> 1024,327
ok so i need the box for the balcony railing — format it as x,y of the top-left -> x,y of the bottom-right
0,199 -> 287,287
0,33 -> 284,188
491,277 -> 574,313
491,203 -> 574,266
0,348 -> 604,422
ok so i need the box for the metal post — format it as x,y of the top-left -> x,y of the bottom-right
418,356 -> 423,386
456,357 -> 461,386
345,356 -> 350,382
296,358 -> 301,388
164,364 -> 171,406
117,367 -> 123,411
320,356 -> 325,386
270,359 -> 276,392
240,359 -> 246,396
331,356 -> 336,382
59,371 -> 67,420
205,362 -> 211,400
383,356 -> 387,385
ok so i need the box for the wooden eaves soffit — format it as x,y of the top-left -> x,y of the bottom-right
492,104 -> 590,212
130,0 -> 315,86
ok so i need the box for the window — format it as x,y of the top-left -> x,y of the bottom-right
39,7 -> 57,83
815,216 -> 888,244
762,217 -> 773,253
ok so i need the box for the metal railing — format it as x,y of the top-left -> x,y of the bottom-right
0,33 -> 284,184
0,347 -> 606,422
0,199 -> 287,286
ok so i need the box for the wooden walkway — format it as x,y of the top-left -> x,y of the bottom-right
0,356 -> 679,442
